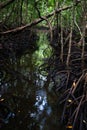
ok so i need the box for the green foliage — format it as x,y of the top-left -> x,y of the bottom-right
0,0 -> 83,30
32,32 -> 52,66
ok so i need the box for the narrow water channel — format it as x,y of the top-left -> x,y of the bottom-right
0,32 -> 65,130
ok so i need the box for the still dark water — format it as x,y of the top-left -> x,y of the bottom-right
0,32 -> 65,130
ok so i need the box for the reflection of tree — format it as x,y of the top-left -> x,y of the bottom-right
0,0 -> 87,130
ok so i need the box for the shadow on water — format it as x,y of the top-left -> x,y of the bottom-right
0,32 -> 65,130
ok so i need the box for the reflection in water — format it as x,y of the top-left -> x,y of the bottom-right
36,74 -> 47,87
35,90 -> 47,111
35,90 -> 52,130
0,32 -> 65,130
29,89 -> 52,130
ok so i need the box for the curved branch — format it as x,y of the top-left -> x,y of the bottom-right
0,1 -> 81,35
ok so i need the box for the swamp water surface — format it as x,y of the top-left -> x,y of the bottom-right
0,32 -> 65,130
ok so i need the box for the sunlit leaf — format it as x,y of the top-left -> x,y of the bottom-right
0,98 -> 4,102
66,125 -> 73,129
68,99 -> 72,103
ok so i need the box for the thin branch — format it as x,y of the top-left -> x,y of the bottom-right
0,1 -> 81,35
60,12 -> 64,62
